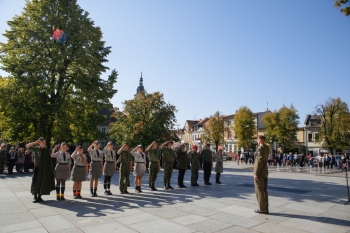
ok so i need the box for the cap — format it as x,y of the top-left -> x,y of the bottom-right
108,141 -> 114,145
192,145 -> 198,150
259,135 -> 266,140
38,137 -> 45,141
61,142 -> 67,147
137,144 -> 143,148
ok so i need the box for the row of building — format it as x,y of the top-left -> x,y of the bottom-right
175,110 -> 350,157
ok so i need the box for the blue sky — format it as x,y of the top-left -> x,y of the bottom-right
1,0 -> 349,128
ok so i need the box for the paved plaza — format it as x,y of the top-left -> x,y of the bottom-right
0,162 -> 349,233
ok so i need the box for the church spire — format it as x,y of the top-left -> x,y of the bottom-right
136,72 -> 145,94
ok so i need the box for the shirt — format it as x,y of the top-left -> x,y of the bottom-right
202,149 -> 213,163
73,153 -> 87,166
90,149 -> 103,162
119,150 -> 132,166
162,148 -> 175,163
188,151 -> 200,167
131,151 -> 146,163
103,149 -> 116,162
148,149 -> 160,162
214,153 -> 223,162
54,151 -> 71,164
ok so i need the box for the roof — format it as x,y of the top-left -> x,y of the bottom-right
98,108 -> 116,125
185,120 -> 199,129
304,114 -> 321,126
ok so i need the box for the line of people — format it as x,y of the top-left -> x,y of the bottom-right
0,143 -> 33,174
23,138 -> 225,203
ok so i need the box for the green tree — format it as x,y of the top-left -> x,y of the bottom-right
202,111 -> 228,152
334,0 -> 350,16
109,92 -> 178,148
315,98 -> 350,153
0,0 -> 118,146
233,106 -> 256,152
262,105 -> 300,151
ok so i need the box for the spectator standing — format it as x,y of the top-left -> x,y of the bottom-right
7,147 -> 18,174
16,148 -> 25,173
24,150 -> 32,173
0,144 -> 8,174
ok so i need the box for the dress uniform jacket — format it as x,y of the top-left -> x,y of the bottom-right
176,149 -> 189,170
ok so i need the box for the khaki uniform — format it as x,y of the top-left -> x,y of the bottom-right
162,148 -> 175,184
148,149 -> 160,185
118,150 -> 132,192
254,144 -> 270,213
189,152 -> 200,185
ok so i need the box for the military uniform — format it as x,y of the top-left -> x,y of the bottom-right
0,150 -> 8,174
148,148 -> 160,190
189,151 -> 200,186
162,147 -> 175,189
177,148 -> 189,188
202,149 -> 213,184
254,143 -> 270,213
118,150 -> 132,193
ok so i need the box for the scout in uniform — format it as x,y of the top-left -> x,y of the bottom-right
26,137 -> 55,203
189,145 -> 200,186
0,144 -> 8,174
87,141 -> 103,197
71,146 -> 88,199
160,141 -> 175,190
102,141 -> 117,195
7,147 -> 18,174
146,141 -> 161,191
131,145 -> 147,193
51,142 -> 71,201
176,144 -> 188,188
213,148 -> 224,184
254,135 -> 270,214
117,143 -> 133,194
16,148 -> 25,173
201,144 -> 213,185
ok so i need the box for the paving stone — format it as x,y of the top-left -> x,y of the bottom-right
177,205 -> 220,217
216,205 -> 258,218
188,218 -> 232,233
0,201 -> 28,215
0,221 -> 41,233
279,217 -> 349,233
129,218 -> 196,233
114,212 -> 159,225
38,215 -> 75,232
50,227 -> 84,233
251,222 -> 309,233
16,227 -> 48,233
209,213 -> 263,228
0,212 -> 36,227
172,214 -> 207,226
282,202 -> 330,215
141,206 -> 191,219
215,225 -> 260,233
81,222 -> 137,233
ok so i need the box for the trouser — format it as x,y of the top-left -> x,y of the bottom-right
178,169 -> 186,186
148,161 -> 159,184
16,163 -> 24,173
119,165 -> 130,191
191,166 -> 199,185
8,160 -> 15,174
254,176 -> 269,213
32,167 -> 40,195
24,163 -> 30,172
0,157 -> 5,174
203,162 -> 212,182
163,162 -> 173,183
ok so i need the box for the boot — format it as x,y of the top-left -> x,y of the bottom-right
37,195 -> 44,202
139,185 -> 142,193
33,194 -> 38,203
135,186 -> 140,193
164,182 -> 168,190
151,183 -> 157,191
90,188 -> 94,197
56,186 -> 61,201
93,188 -> 98,197
60,186 -> 65,200
149,184 -> 152,191
167,182 -> 174,189
216,179 -> 222,184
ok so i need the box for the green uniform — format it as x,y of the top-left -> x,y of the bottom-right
119,150 -> 132,192
148,149 -> 160,185
254,144 -> 270,213
189,151 -> 200,185
29,147 -> 55,195
177,149 -> 188,169
0,150 -> 7,174
202,149 -> 213,183
202,149 -> 212,162
162,148 -> 174,183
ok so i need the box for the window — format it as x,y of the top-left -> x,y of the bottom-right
228,131 -> 232,139
308,133 -> 313,142
314,133 -> 319,141
101,127 -> 106,133
100,141 -> 106,148
311,120 -> 317,127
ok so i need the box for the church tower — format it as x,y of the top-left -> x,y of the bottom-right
136,72 -> 145,94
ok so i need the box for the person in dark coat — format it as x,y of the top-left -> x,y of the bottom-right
26,137 -> 55,203
7,147 -> 18,174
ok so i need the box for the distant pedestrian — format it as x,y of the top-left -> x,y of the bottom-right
213,149 -> 224,184
16,148 -> 25,173
0,144 -> 8,174
7,147 -> 18,174
23,150 -> 32,173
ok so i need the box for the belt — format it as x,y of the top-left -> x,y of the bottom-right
150,160 -> 159,162
106,161 -> 115,163
58,163 -> 69,165
91,160 -> 101,162
75,165 -> 85,168
164,161 -> 173,163
136,162 -> 145,163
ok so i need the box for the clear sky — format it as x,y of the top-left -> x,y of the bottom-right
1,0 -> 349,128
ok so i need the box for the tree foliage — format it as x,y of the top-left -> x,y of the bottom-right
233,106 -> 256,151
109,92 -> 178,148
334,0 -> 350,16
262,105 -> 300,151
315,98 -> 350,152
0,0 -> 118,145
202,111 -> 228,152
